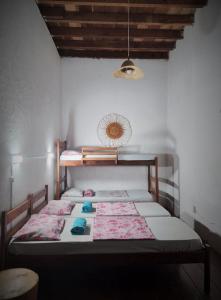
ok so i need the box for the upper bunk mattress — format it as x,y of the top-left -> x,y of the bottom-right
61,189 -> 153,202
118,153 -> 155,161
9,217 -> 202,256
60,151 -> 156,161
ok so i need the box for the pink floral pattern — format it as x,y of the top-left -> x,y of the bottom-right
96,202 -> 138,216
40,200 -> 74,215
93,216 -> 155,240
13,214 -> 65,241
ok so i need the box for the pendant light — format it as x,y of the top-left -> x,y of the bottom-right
113,0 -> 144,80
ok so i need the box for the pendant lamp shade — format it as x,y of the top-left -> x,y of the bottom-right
113,59 -> 144,80
113,0 -> 144,80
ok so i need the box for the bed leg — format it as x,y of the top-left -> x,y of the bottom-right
0,211 -> 6,270
204,244 -> 210,294
148,165 -> 151,193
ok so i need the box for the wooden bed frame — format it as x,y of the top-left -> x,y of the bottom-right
55,139 -> 159,201
1,186 -> 210,294
0,185 -> 48,270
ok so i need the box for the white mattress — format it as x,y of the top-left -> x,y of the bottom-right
60,154 -> 115,160
135,203 -> 170,217
9,217 -> 94,255
61,189 -> 153,203
60,155 -> 82,160
60,152 -> 155,161
71,202 -> 170,218
118,153 -> 156,161
9,217 -> 202,255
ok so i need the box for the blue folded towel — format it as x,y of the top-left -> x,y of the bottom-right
82,200 -> 93,213
71,218 -> 87,235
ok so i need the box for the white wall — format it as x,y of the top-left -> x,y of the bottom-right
0,0 -> 61,212
61,59 -> 168,189
167,0 -> 221,235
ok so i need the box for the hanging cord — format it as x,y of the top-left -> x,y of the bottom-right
127,0 -> 130,59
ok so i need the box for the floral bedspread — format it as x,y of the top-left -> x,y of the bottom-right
96,202 -> 138,216
93,216 -> 155,240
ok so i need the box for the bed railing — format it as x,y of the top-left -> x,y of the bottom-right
0,197 -> 31,270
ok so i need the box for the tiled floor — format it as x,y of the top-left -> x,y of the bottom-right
38,250 -> 221,300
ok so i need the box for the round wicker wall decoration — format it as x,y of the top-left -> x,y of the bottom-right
97,113 -> 132,147
106,122 -> 124,140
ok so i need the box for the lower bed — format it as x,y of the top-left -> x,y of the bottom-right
61,189 -> 153,203
3,191 -> 210,293
9,217 -> 202,256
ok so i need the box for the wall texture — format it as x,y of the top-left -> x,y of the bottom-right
167,0 -> 221,239
61,59 -> 168,190
0,0 -> 61,212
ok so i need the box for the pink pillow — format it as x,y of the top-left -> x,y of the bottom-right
13,214 -> 65,241
40,200 -> 74,215
83,189 -> 95,197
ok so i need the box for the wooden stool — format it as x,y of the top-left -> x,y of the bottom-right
0,268 -> 38,300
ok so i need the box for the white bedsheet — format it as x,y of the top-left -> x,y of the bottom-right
118,153 -> 156,161
9,217 -> 94,255
60,155 -> 82,160
61,189 -> 153,203
9,217 -> 202,255
60,154 -> 115,160
135,202 -> 170,217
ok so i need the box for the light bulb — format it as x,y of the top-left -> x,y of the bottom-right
126,68 -> 133,75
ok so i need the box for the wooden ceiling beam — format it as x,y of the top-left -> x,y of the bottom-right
54,39 -> 176,50
37,0 -> 207,9
49,26 -> 184,40
58,48 -> 169,59
39,7 -> 194,25
58,46 -> 170,52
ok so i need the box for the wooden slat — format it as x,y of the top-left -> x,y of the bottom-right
54,39 -> 176,51
58,48 -> 169,58
31,201 -> 47,214
39,7 -> 194,26
49,26 -> 183,40
83,157 -> 116,161
118,160 -> 155,166
32,189 -> 46,204
5,200 -> 30,224
60,160 -> 82,166
82,147 -> 117,151
7,216 -> 30,238
37,0 -> 208,9
36,0 -> 208,59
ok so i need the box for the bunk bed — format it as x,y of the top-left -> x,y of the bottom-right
1,186 -> 210,294
55,140 -> 159,203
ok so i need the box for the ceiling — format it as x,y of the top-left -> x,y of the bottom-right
36,0 -> 208,60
